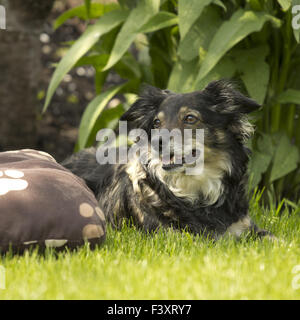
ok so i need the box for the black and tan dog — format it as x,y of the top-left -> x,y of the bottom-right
62,80 -> 270,239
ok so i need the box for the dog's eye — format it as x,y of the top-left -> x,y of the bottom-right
184,114 -> 198,124
153,118 -> 161,128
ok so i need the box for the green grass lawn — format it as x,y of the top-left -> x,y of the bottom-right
0,194 -> 300,300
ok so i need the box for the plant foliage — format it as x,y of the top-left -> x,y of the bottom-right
44,0 -> 300,202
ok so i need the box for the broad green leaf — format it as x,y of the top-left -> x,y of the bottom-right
277,0 -> 292,11
118,0 -> 139,9
213,0 -> 227,11
138,45 -> 155,85
78,84 -> 125,150
278,89 -> 300,104
95,69 -> 109,95
232,46 -> 269,105
149,31 -> 174,88
195,9 -> 281,83
193,55 -> 236,90
85,104 -> 125,148
94,26 -> 122,56
168,59 -> 199,93
248,0 -> 263,11
114,53 -> 141,79
178,0 -> 214,39
103,0 -> 160,71
95,104 -> 125,132
248,150 -> 273,188
257,133 -> 274,157
54,3 -> 119,29
75,54 -> 109,69
139,11 -> 178,33
44,10 -> 128,112
270,134 -> 299,182
178,6 -> 222,61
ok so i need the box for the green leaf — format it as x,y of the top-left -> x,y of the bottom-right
95,69 -> 109,95
138,11 -> 178,33
168,59 -> 199,93
195,9 -> 281,83
213,0 -> 227,11
278,89 -> 300,104
232,46 -> 270,105
148,31 -> 174,88
277,0 -> 292,11
118,0 -> 139,9
193,55 -> 236,90
270,134 -> 299,182
178,6 -> 222,61
78,85 -> 125,150
75,54 -> 109,69
54,3 -> 119,29
248,150 -> 273,188
114,53 -> 141,79
44,10 -> 128,112
178,0 -> 215,39
138,45 -> 155,85
103,0 -> 160,71
85,104 -> 125,148
248,0 -> 263,11
257,133 -> 275,157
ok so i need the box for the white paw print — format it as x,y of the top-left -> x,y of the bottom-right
0,170 -> 28,196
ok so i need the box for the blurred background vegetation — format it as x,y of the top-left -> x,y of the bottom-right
1,0 -> 300,205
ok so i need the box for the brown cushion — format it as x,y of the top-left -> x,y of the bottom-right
0,149 -> 106,253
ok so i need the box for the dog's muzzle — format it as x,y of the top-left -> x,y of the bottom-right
151,136 -> 199,171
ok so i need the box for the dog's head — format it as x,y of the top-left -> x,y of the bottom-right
121,80 -> 260,203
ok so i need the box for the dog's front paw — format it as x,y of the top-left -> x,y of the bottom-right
254,229 -> 278,241
226,216 -> 276,241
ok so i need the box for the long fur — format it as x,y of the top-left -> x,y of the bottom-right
62,80 -> 271,239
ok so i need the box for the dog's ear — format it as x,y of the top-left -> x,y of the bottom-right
203,80 -> 261,114
120,85 -> 170,132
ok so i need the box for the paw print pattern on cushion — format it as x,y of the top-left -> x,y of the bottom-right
0,149 -> 106,254
0,170 -> 28,196
82,224 -> 105,240
45,239 -> 68,247
79,203 -> 106,240
79,203 -> 95,217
